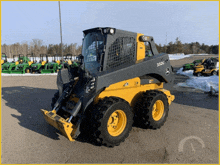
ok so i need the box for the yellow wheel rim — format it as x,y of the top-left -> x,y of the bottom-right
152,100 -> 164,121
107,110 -> 127,137
26,69 -> 29,73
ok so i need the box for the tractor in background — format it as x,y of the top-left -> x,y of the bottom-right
1,53 -> 8,65
182,59 -> 204,71
2,55 -> 22,73
63,54 -> 79,69
193,57 -> 219,76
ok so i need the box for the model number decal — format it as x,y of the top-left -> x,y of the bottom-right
157,61 -> 165,67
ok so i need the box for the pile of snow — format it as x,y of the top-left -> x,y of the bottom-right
186,53 -> 209,56
1,73 -> 57,76
168,53 -> 212,60
168,53 -> 191,60
177,68 -> 219,92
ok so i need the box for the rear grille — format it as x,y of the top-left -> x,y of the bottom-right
106,37 -> 135,69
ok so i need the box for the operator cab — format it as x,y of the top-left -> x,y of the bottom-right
82,27 -> 159,76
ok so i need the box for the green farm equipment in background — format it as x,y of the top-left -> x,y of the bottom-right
40,54 -> 63,74
1,53 -> 8,65
193,57 -> 219,76
182,59 -> 204,71
2,55 -> 21,73
63,54 -> 79,69
25,54 -> 37,73
31,54 -> 48,73
10,54 -> 33,74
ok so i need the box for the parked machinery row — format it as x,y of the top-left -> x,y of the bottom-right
182,57 -> 219,76
1,54 -> 79,74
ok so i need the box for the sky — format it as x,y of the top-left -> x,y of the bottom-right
1,1 -> 219,46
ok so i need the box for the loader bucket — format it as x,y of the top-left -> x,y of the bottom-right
40,109 -> 77,141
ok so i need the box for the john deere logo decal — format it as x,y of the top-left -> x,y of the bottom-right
157,61 -> 165,67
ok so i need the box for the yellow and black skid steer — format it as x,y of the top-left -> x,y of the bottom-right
41,27 -> 175,147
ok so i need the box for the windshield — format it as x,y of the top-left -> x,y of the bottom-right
82,32 -> 105,74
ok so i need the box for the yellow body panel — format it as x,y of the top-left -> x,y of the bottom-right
136,33 -> 145,61
194,64 -> 217,74
68,60 -> 72,65
157,88 -> 175,104
94,77 -> 174,107
194,64 -> 204,73
56,60 -> 60,65
28,61 -> 33,66
40,109 -> 77,141
205,68 -> 217,74
1,60 -> 4,65
41,61 -> 46,66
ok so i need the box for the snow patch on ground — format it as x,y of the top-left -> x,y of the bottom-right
168,53 -> 211,60
168,53 -> 191,60
176,68 -> 219,92
186,53 -> 209,56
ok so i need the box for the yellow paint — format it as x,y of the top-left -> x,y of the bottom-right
1,60 -> 4,65
157,88 -> 175,105
152,100 -> 164,121
194,64 -> 204,73
41,61 -> 46,66
56,60 -> 60,65
194,63 -> 217,74
40,109 -> 76,141
68,60 -> 72,65
15,61 -> 19,65
136,33 -> 145,61
28,61 -> 33,66
205,68 -> 217,74
107,110 -> 127,137
95,77 -> 174,107
94,77 -> 164,106
69,95 -> 79,103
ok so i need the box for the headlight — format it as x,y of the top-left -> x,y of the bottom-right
110,28 -> 114,34
86,77 -> 96,93
140,35 -> 150,42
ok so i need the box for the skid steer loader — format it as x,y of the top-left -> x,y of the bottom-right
41,27 -> 175,147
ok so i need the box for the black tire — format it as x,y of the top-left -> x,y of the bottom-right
196,72 -> 202,77
25,68 -> 30,73
39,68 -> 42,74
211,70 -> 217,76
133,90 -> 169,129
89,97 -> 133,147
